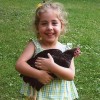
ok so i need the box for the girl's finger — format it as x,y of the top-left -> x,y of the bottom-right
47,53 -> 53,59
36,57 -> 46,62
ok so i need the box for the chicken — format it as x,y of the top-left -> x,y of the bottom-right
20,47 -> 81,91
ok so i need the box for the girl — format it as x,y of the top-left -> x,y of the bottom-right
16,1 -> 79,100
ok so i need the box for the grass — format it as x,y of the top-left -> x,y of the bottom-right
0,0 -> 100,100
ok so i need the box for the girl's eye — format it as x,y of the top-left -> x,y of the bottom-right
41,23 -> 47,25
53,23 -> 57,25
52,22 -> 58,26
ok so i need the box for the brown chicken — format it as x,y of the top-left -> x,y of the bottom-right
20,47 -> 81,91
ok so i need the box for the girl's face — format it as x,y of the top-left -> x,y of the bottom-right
37,9 -> 63,44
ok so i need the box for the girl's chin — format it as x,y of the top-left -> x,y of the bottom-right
46,38 -> 56,42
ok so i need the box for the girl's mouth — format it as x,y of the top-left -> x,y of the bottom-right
46,32 -> 54,36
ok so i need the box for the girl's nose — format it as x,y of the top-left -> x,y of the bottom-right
47,24 -> 53,30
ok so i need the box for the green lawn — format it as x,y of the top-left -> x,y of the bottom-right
0,0 -> 100,100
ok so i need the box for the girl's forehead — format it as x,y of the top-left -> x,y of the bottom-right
39,9 -> 59,19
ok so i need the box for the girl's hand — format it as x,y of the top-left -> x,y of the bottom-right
35,53 -> 54,71
37,70 -> 53,84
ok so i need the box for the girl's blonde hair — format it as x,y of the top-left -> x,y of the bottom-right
33,2 -> 68,38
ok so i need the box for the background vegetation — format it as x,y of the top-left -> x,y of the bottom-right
0,0 -> 100,99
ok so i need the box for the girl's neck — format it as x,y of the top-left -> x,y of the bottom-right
39,40 -> 59,50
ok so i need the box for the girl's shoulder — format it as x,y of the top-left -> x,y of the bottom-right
30,39 -> 39,46
30,39 -> 43,55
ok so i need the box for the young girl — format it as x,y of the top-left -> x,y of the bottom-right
16,1 -> 79,100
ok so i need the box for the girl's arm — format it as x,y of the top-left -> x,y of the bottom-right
49,58 -> 75,80
15,41 -> 53,84
35,53 -> 75,80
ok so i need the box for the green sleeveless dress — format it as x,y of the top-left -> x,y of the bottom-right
20,39 -> 79,100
